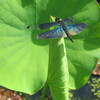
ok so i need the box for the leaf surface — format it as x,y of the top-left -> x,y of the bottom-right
0,0 -> 99,94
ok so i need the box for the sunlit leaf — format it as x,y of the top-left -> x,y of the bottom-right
0,0 -> 99,96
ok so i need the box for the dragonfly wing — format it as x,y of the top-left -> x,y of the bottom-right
39,18 -> 74,29
66,23 -> 87,35
37,27 -> 66,39
39,22 -> 59,29
63,18 -> 74,23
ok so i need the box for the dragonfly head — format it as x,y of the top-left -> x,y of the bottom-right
55,17 -> 62,22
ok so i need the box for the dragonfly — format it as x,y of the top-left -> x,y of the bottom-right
37,17 -> 87,42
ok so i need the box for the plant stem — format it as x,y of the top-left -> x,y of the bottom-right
40,82 -> 48,100
48,38 -> 69,100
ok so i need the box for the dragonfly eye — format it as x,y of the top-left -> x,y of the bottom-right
55,17 -> 60,22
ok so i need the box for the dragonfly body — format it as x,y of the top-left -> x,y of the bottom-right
55,17 -> 74,42
37,17 -> 87,42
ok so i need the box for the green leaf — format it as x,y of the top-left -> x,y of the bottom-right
0,0 -> 99,96
66,2 -> 100,89
0,0 -> 49,94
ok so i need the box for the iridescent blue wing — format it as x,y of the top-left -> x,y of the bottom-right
66,23 -> 87,35
39,18 -> 74,29
37,27 -> 66,39
37,23 -> 87,39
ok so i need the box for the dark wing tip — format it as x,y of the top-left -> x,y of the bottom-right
39,24 -> 45,29
36,35 -> 39,39
80,23 -> 87,28
68,17 -> 74,23
36,34 -> 42,39
36,34 -> 44,39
